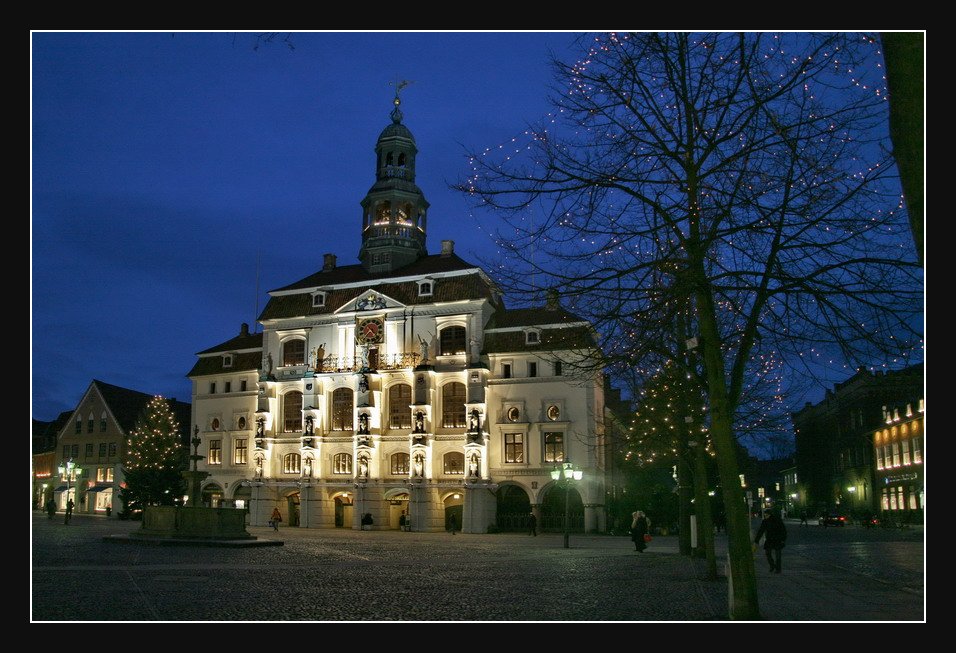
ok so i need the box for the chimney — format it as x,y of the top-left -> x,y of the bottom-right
323,253 -> 337,270
440,240 -> 455,257
545,288 -> 560,310
240,322 -> 249,337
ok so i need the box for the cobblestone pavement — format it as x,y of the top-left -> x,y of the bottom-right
31,514 -> 922,622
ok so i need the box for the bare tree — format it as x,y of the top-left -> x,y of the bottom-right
461,32 -> 922,619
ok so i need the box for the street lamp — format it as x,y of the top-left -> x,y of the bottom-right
551,461 -> 583,549
57,459 -> 81,524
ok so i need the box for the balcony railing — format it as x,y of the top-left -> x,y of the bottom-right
313,352 -> 421,373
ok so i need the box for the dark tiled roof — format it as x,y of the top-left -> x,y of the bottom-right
482,326 -> 596,354
187,351 -> 263,378
487,306 -> 586,328
259,272 -> 496,321
269,253 -> 479,293
34,411 -> 71,454
93,380 -> 192,443
196,331 -> 264,355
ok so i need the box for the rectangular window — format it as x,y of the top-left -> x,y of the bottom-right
105,467 -> 114,482
241,380 -> 247,392
912,438 -> 921,464
544,432 -> 564,463
96,467 -> 109,482
85,443 -> 94,457
108,443 -> 117,457
881,489 -> 889,511
99,443 -> 107,458
210,382 -> 216,394
896,487 -> 905,511
908,488 -> 918,510
208,440 -> 222,465
63,445 -> 70,458
75,421 -> 81,434
553,361 -> 562,376
503,363 -> 512,379
225,381 -> 231,393
505,433 -> 524,463
223,355 -> 233,368
875,446 -> 883,470
234,439 -> 248,465
889,489 -> 897,510
100,417 -> 107,432
71,444 -> 79,459
528,362 -> 537,378
901,439 -> 910,465
88,418 -> 94,433
892,442 -> 901,467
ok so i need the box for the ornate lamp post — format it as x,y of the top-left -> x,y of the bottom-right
551,461 -> 583,549
57,459 -> 81,524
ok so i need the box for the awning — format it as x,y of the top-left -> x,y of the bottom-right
52,485 -> 68,492
86,485 -> 113,493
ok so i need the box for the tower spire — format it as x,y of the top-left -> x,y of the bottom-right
358,88 -> 429,274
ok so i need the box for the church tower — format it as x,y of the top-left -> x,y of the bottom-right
358,93 -> 429,274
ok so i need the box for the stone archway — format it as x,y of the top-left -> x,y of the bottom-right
283,490 -> 301,527
495,483 -> 532,532
384,490 -> 410,530
442,491 -> 464,532
540,483 -> 584,533
201,483 -> 223,508
332,491 -> 354,528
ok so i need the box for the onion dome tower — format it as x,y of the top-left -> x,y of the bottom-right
358,90 -> 430,274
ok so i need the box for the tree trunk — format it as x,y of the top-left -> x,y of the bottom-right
678,452 -> 693,556
692,441 -> 718,580
695,285 -> 760,620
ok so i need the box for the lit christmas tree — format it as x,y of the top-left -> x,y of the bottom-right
120,395 -> 187,513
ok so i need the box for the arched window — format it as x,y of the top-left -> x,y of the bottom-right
100,411 -> 107,432
283,391 -> 303,432
282,339 -> 305,366
389,384 -> 412,429
442,382 -> 467,428
75,417 -> 81,434
391,452 -> 410,475
333,453 -> 353,474
439,326 -> 466,356
397,152 -> 406,167
283,453 -> 301,474
386,152 -> 394,166
87,412 -> 95,433
443,452 -> 465,475
331,388 -> 354,431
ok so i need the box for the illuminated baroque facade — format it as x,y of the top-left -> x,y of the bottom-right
188,100 -> 608,533
873,399 -> 924,521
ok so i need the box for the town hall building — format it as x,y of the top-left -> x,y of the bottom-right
188,97 -> 608,533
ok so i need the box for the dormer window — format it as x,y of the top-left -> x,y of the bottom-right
312,291 -> 326,308
417,279 -> 434,297
525,329 -> 541,345
223,354 -> 233,368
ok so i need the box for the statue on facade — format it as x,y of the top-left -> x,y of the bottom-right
358,454 -> 369,479
359,344 -> 370,370
469,452 -> 480,478
414,451 -> 424,477
303,457 -> 313,477
316,343 -> 326,371
358,373 -> 369,394
256,417 -> 265,437
417,333 -> 430,364
305,415 -> 314,435
254,456 -> 264,480
468,409 -> 481,433
469,335 -> 482,361
414,411 -> 425,434
358,412 -> 370,435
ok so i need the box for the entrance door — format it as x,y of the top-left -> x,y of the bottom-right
287,492 -> 300,527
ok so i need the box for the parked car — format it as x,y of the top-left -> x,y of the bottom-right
818,513 -> 848,527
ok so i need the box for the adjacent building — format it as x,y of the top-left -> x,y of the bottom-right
188,99 -> 608,533
792,363 -> 923,516
873,398 -> 924,523
49,380 -> 191,516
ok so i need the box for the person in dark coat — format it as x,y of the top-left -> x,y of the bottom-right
528,512 -> 537,536
630,511 -> 649,552
754,509 -> 787,573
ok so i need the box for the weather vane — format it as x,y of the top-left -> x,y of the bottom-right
389,78 -> 415,106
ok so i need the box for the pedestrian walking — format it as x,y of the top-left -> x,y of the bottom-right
399,511 -> 407,531
448,513 -> 457,534
528,512 -> 537,536
270,507 -> 282,531
64,498 -> 74,525
714,511 -> 726,533
45,499 -> 56,520
799,510 -> 809,527
630,511 -> 649,552
754,509 -> 787,573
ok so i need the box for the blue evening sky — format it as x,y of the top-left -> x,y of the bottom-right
32,31 -> 580,419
